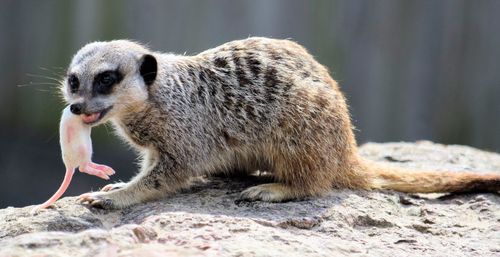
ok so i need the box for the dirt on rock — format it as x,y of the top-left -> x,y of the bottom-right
0,142 -> 499,257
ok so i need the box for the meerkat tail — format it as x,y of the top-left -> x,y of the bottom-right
363,160 -> 500,193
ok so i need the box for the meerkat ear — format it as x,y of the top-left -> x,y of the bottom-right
140,54 -> 157,86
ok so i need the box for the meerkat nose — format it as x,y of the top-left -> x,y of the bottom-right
70,103 -> 83,115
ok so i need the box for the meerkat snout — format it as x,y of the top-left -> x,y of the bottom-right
68,99 -> 114,125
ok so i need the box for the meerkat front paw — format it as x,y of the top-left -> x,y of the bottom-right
77,192 -> 117,209
239,183 -> 297,202
79,182 -> 128,209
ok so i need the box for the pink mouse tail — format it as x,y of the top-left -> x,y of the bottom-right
33,168 -> 75,210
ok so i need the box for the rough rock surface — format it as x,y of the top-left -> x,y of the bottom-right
1,142 -> 499,257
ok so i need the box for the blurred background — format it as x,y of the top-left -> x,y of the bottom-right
0,0 -> 499,208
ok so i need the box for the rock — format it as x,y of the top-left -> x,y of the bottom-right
0,142 -> 499,257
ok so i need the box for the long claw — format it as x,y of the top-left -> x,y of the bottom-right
77,192 -> 91,203
77,192 -> 114,209
101,184 -> 115,192
101,182 -> 126,192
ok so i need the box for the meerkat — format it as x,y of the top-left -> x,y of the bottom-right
60,37 -> 499,209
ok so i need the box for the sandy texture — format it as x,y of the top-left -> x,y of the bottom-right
0,142 -> 499,257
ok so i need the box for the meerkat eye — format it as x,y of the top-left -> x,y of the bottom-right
68,75 -> 79,93
99,72 -> 115,86
94,70 -> 123,95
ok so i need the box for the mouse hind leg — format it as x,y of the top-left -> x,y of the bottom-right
79,163 -> 114,180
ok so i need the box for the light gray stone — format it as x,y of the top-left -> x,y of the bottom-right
1,142 -> 499,257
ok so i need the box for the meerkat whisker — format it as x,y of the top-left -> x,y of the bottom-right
26,73 -> 64,83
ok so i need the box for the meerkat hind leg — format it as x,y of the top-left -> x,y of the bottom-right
239,183 -> 303,202
239,148 -> 333,202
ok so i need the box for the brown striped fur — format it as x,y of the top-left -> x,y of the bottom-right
61,37 -> 499,209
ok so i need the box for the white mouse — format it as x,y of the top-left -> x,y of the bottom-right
32,106 -> 115,211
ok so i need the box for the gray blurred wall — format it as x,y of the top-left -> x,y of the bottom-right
0,0 -> 499,208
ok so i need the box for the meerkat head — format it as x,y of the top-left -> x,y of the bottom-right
61,40 -> 158,125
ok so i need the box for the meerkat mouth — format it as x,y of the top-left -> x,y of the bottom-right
81,106 -> 113,125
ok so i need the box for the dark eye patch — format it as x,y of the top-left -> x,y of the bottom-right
68,74 -> 79,93
93,69 -> 123,95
